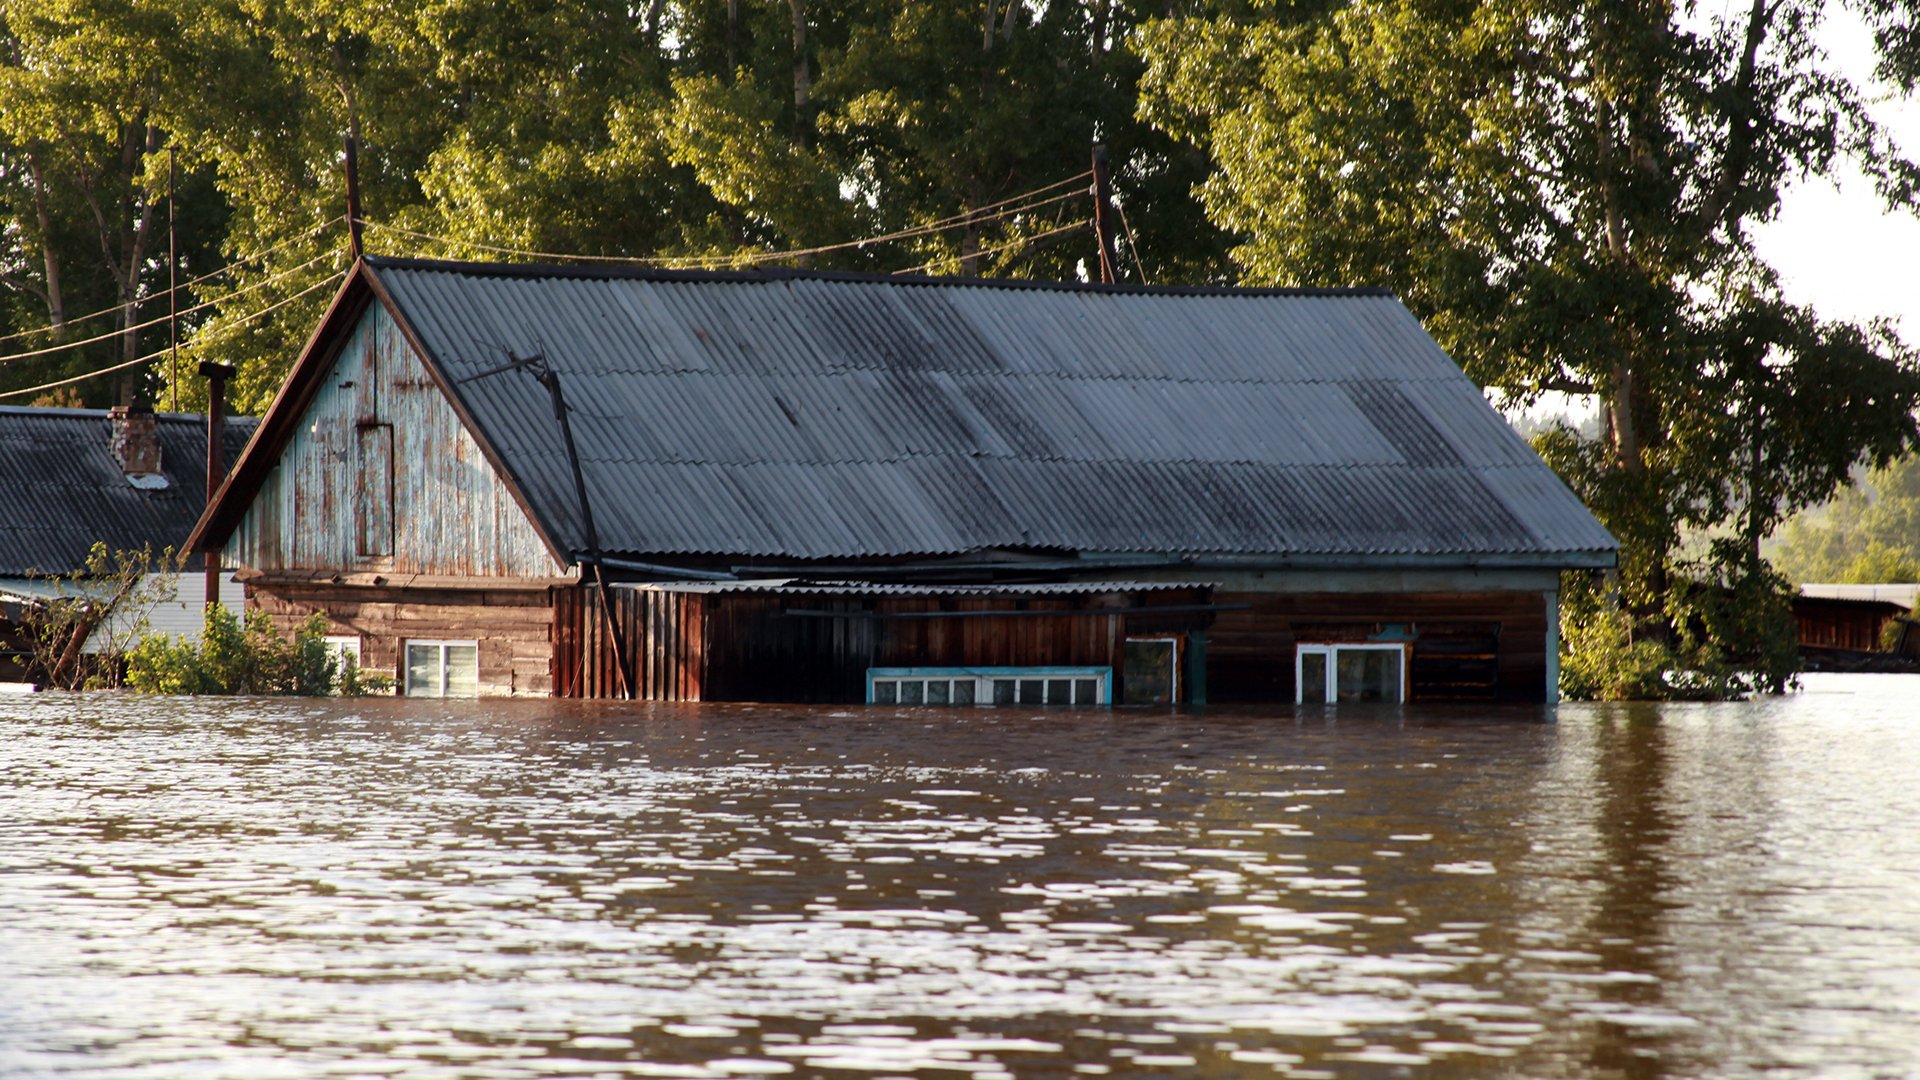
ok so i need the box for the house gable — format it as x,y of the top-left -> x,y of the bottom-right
223,302 -> 566,579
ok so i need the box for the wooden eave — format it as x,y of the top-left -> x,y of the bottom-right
184,259 -> 572,569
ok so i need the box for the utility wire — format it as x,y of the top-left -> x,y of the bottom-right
360,173 -> 1094,269
889,220 -> 1088,277
0,250 -> 345,367
0,215 -> 344,348
0,269 -> 347,402
1114,198 -> 1152,285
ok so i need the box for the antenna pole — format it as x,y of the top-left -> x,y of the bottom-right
168,147 -> 179,412
344,135 -> 365,259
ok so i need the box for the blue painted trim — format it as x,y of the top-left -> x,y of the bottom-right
866,666 -> 1113,705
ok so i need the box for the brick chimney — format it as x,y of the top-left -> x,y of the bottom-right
108,405 -> 167,488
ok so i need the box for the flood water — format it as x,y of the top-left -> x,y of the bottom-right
3,675 -> 1918,1079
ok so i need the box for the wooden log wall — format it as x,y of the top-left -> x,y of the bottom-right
1792,598 -> 1904,653
556,586 -> 1215,703
1207,590 -> 1550,703
250,582 -> 556,696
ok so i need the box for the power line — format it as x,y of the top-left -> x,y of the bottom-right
359,173 -> 1094,269
0,250 -> 345,367
889,220 -> 1088,277
1114,198 -> 1152,285
0,215 -> 344,348
0,269 -> 347,403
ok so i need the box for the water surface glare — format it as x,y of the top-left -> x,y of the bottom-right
4,675 -> 1919,1078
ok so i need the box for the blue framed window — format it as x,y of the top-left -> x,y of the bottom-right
867,666 -> 1112,707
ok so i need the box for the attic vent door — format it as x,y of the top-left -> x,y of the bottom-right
355,422 -> 395,557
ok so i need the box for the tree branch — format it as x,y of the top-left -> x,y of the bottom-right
1699,0 -> 1773,231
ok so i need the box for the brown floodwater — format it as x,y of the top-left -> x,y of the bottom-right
2,675 -> 1918,1079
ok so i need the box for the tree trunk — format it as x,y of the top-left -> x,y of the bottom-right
27,151 -> 67,335
790,0 -> 810,140
727,0 -> 740,74
113,124 -> 163,406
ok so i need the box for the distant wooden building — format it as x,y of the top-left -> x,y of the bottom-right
189,258 -> 1616,704
1794,584 -> 1920,667
1,405 -> 255,682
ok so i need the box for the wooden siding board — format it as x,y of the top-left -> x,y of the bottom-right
1208,590 -> 1550,703
250,582 -> 553,697
225,305 -> 565,579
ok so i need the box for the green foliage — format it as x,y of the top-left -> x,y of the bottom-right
17,543 -> 179,689
1559,553 -> 1800,702
6,1 -> 1232,411
1772,454 -> 1920,583
1139,1 -> 1920,696
125,604 -> 390,696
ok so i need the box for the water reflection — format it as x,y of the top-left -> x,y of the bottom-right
3,677 -> 1918,1078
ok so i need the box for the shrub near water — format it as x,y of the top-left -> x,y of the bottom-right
126,605 -> 390,696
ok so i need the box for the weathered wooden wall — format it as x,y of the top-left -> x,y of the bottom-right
1793,597 -> 1905,653
225,305 -> 565,579
1207,590 -> 1551,702
251,581 -> 556,696
557,587 -> 1214,703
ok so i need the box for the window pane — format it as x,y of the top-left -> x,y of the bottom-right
901,681 -> 925,705
444,645 -> 480,698
1045,679 -> 1070,705
1299,651 -> 1328,703
1122,638 -> 1176,704
873,681 -> 897,704
1336,648 -> 1401,703
953,680 -> 976,705
1019,679 -> 1043,705
405,644 -> 442,697
1075,678 -> 1099,704
927,680 -> 950,705
993,679 -> 1016,705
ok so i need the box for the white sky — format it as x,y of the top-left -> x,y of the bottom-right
1750,11 -> 1920,345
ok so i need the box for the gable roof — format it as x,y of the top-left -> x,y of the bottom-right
194,257 -> 1616,570
0,406 -> 257,576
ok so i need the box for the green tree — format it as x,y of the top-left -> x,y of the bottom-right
1138,0 -> 1920,694
1772,453 -> 1920,582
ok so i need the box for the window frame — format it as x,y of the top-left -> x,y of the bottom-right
1295,643 -> 1408,704
404,639 -> 480,698
867,666 -> 1113,707
1122,635 -> 1182,705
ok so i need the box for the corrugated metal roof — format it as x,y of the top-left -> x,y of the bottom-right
622,579 -> 1207,597
368,259 -> 1616,566
0,407 -> 257,575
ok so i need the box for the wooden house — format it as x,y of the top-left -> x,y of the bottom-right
0,405 -> 255,682
1793,584 -> 1920,668
187,257 -> 1616,704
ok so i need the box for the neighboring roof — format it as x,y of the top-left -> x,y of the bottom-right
1798,584 -> 1919,610
0,407 -> 257,576
621,579 -> 1209,597
198,257 -> 1617,569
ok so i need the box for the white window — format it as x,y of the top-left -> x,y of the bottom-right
405,640 -> 479,698
322,635 -> 362,667
867,667 -> 1111,707
1296,644 -> 1406,703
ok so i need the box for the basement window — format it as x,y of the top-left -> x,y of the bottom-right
867,667 -> 1111,707
405,640 -> 479,698
1295,643 -> 1406,704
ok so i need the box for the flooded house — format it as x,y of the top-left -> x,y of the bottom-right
186,257 -> 1616,705
1,405 -> 255,683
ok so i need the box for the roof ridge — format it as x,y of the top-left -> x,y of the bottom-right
364,254 -> 1398,299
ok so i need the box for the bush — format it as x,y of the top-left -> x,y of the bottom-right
1559,550 -> 1800,701
126,605 -> 391,696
